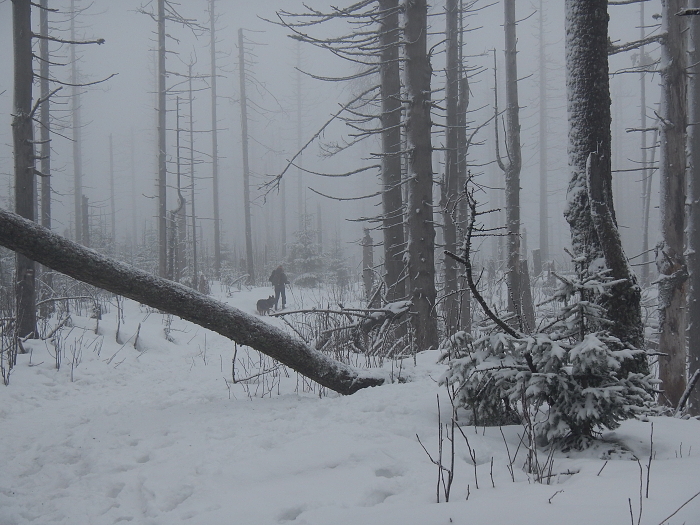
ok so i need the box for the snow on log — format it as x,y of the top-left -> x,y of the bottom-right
0,208 -> 387,395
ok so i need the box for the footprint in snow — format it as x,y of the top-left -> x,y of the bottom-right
278,505 -> 305,522
375,466 -> 402,478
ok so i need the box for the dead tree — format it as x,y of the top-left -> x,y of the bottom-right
495,0 -> 534,332
109,133 -> 116,248
655,0 -> 688,407
295,42 -> 305,234
378,0 -> 405,302
405,0 -> 438,350
0,208 -> 387,395
208,0 -> 221,279
455,0 -> 471,333
638,1 -> 652,286
538,0 -> 549,265
13,0 -> 37,339
565,0 -> 646,373
187,62 -> 199,289
362,228 -> 374,301
70,0 -> 84,246
684,1 -> 700,414
238,28 -> 256,285
38,0 -> 53,316
442,0 -> 461,335
167,98 -> 186,282
38,0 -> 51,232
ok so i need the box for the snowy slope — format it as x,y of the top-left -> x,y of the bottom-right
1,285 -> 698,525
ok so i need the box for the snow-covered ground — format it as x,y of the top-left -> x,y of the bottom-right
1,284 -> 699,525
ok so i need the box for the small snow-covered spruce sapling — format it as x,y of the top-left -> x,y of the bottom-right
440,191 -> 656,449
441,266 -> 657,449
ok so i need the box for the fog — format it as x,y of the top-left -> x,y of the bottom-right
0,0 -> 661,281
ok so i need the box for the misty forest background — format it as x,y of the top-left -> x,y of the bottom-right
2,0 -> 700,424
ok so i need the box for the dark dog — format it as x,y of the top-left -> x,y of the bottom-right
256,295 -> 275,315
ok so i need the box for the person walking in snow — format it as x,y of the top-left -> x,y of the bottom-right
269,265 -> 289,310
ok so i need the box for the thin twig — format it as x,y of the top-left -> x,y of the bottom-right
658,490 -> 700,524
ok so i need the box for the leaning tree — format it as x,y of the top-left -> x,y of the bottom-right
0,208 -> 387,395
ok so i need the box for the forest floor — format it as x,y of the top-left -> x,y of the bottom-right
0,283 -> 698,525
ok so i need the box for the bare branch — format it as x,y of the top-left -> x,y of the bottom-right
608,33 -> 665,56
32,33 -> 105,45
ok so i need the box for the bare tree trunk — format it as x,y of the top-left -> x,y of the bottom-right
656,0 -> 687,407
172,98 -> 186,281
0,208 -> 386,395
239,28 -> 255,285
405,0 -> 438,350
456,0 -> 471,332
687,0 -> 700,416
316,201 -> 322,252
639,1 -> 650,286
82,195 -> 90,247
209,0 -> 221,279
188,64 -> 199,289
378,0 -> 405,302
538,0 -> 549,264
442,0 -> 460,335
295,42 -> 304,233
109,133 -> 116,249
13,0 -> 36,340
157,0 -> 167,277
130,127 -> 137,254
498,0 -> 533,331
362,228 -> 374,301
280,139 -> 287,258
70,0 -> 83,245
565,0 -> 646,373
38,0 -> 54,316
564,0 -> 613,269
504,0 -> 523,328
39,0 -> 51,231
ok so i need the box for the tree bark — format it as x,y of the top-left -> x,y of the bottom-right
38,0 -> 54,317
13,0 -> 37,339
687,0 -> 700,416
565,0 -> 646,374
209,0 -> 221,279
500,0 -> 533,331
362,228 -> 374,301
70,0 -> 83,245
639,1 -> 651,287
186,64 -> 199,288
456,1 -> 471,333
157,0 -> 167,277
405,0 -> 438,350
109,133 -> 116,248
239,28 -> 255,285
564,0 -> 613,269
586,152 -> 645,362
0,208 -> 387,395
378,0 -> 405,302
295,42 -> 304,233
538,0 -> 549,264
39,0 -> 51,231
657,0 -> 687,407
442,0 -> 460,335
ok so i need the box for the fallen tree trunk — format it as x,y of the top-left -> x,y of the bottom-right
0,208 -> 387,395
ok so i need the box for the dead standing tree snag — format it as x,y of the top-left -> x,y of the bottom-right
0,208 -> 387,395
565,0 -> 646,375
